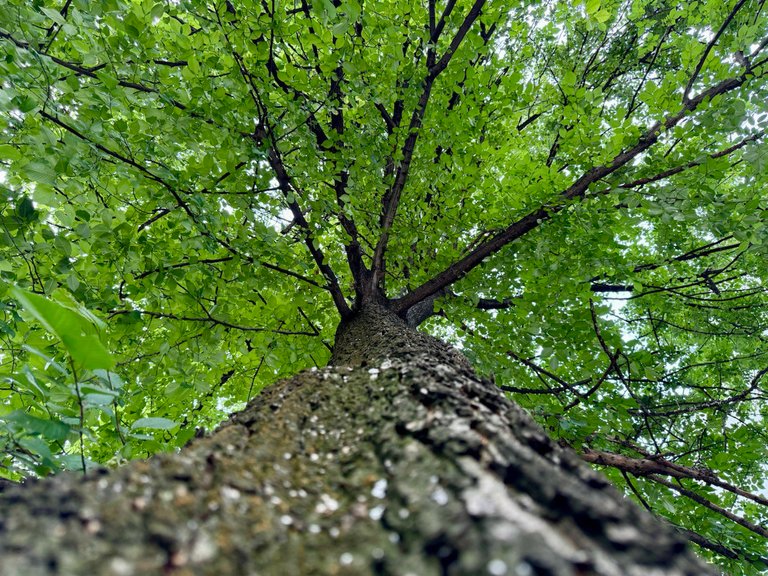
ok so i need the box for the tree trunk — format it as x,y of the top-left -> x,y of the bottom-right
0,304 -> 713,575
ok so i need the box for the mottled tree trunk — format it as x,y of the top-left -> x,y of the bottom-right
0,305 -> 713,575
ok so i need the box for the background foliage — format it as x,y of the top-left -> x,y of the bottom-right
1,0 -> 768,572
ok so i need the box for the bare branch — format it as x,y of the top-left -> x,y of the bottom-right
431,0 -> 459,44
504,351 -> 590,395
133,257 -> 234,279
428,0 -> 486,78
563,301 -> 620,410
607,129 -> 765,192
325,60 -> 368,295
476,297 -> 517,310
137,208 -> 174,232
256,124 -> 351,315
626,26 -> 671,119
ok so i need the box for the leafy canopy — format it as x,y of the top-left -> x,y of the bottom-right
1,0 -> 768,572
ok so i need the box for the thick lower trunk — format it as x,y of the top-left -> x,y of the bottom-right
0,305 -> 711,575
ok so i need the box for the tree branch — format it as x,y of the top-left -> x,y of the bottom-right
38,110 -> 197,222
392,70 -> 757,315
326,60 -> 368,297
682,0 -> 749,102
583,442 -> 768,508
504,351 -> 591,396
676,525 -> 766,566
108,309 -> 318,335
603,129 -> 765,193
370,0 -> 487,294
0,30 -> 230,132
639,366 -> 768,417
649,474 -> 768,539
220,21 -> 351,317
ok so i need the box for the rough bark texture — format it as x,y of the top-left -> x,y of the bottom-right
0,305 -> 714,575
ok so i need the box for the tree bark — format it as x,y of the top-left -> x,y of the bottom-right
0,305 -> 713,575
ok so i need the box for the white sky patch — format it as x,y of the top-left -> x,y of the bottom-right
218,198 -> 234,215
278,208 -> 293,228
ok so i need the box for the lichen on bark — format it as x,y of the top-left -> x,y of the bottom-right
0,305 -> 714,575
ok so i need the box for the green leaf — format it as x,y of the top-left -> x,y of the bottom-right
15,196 -> 37,223
130,417 -> 178,430
15,95 -> 38,113
40,7 -> 67,25
150,3 -> 165,21
21,161 -> 58,186
2,2 -> 767,569
0,144 -> 21,161
10,286 -> 114,370
18,436 -> 54,461
3,411 -> 71,441
584,0 -> 601,15
594,9 -> 611,23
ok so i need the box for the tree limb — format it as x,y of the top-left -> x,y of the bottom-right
370,0 -> 487,294
682,0 -> 749,102
392,69 -> 759,314
108,309 -> 318,335
220,22 -> 351,317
